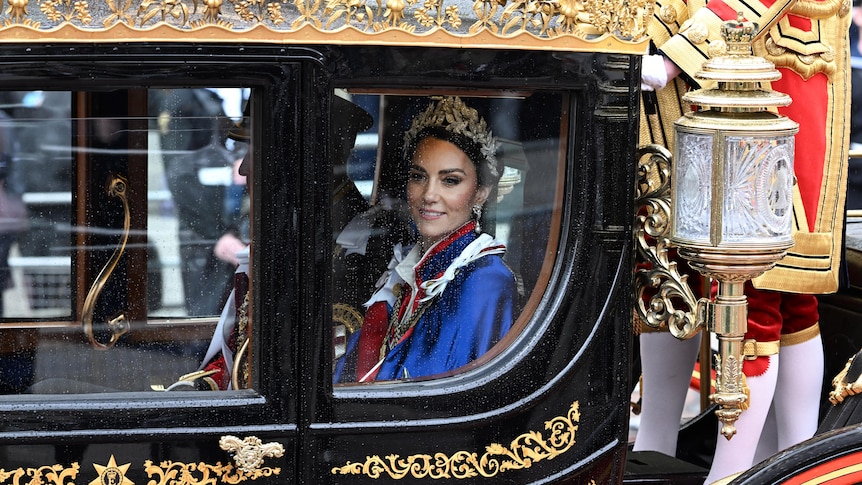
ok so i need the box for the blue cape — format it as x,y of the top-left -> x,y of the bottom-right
336,228 -> 518,382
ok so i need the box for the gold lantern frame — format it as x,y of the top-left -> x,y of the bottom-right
635,13 -> 799,439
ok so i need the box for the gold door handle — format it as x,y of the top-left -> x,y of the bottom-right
82,174 -> 131,350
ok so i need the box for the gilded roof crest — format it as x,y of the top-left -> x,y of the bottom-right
0,0 -> 653,53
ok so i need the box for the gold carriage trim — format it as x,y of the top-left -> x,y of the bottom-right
330,400 -> 580,479
0,0 -> 652,54
144,459 -> 281,484
0,463 -> 80,484
0,456 -> 280,485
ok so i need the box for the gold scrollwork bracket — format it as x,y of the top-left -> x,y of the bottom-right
82,174 -> 131,350
219,435 -> 285,473
633,144 -> 708,339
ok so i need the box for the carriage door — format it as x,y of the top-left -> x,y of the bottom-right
0,69 -> 298,483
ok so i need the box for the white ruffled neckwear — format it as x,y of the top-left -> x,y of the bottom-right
364,232 -> 505,312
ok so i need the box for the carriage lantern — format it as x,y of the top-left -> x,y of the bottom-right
670,14 -> 798,438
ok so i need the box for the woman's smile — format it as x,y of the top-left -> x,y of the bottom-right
417,208 -> 444,219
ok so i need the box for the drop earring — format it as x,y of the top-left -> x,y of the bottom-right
472,205 -> 482,233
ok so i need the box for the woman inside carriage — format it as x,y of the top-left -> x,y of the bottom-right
335,96 -> 520,383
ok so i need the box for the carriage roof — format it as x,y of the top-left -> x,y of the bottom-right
0,0 -> 651,53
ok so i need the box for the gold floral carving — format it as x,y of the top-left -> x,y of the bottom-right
144,459 -> 281,484
714,354 -> 749,411
0,464 -> 80,485
331,401 -> 580,479
0,0 -> 653,52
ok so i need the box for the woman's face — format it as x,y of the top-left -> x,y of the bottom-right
407,137 -> 490,248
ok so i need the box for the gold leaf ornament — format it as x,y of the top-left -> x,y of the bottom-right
331,401 -> 580,479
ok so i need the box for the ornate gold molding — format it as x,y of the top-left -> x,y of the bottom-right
144,459 -> 281,484
0,454 -> 281,485
0,464 -> 79,485
330,401 -> 580,479
0,0 -> 652,53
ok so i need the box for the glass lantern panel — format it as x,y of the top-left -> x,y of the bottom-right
673,131 -> 713,243
722,135 -> 795,243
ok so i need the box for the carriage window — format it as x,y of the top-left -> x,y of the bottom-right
332,92 -> 563,384
0,88 -> 252,394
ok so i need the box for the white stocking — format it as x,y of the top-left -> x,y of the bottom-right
753,404 -> 777,464
633,331 -> 702,456
773,334 -> 823,449
705,357 -> 778,484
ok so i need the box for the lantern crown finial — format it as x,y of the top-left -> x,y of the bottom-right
683,9 -> 790,109
721,12 -> 759,55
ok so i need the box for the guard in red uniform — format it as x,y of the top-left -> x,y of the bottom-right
635,0 -> 850,481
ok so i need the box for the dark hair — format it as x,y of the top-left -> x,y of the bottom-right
406,126 -> 498,189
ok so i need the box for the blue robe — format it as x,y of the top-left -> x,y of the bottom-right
337,223 -> 518,382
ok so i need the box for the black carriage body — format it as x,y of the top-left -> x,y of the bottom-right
0,44 -> 639,484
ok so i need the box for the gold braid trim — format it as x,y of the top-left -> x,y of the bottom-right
752,0 -> 849,80
788,0 -> 846,20
780,322 -> 821,347
742,339 -> 780,358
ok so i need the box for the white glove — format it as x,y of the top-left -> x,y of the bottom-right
641,54 -> 669,92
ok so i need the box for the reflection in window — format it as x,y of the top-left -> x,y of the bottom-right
149,88 -> 249,317
334,93 -> 562,384
0,88 -> 251,394
0,91 -> 73,319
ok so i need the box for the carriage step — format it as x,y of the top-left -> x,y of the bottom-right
624,450 -> 708,484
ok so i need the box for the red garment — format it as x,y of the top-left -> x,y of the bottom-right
355,301 -> 389,379
742,284 -> 819,376
200,269 -> 250,390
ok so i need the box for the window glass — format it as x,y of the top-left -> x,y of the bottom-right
0,88 -> 253,394
1,91 -> 73,319
332,92 -> 563,384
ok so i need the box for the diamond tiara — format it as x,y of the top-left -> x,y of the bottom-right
403,96 -> 498,180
